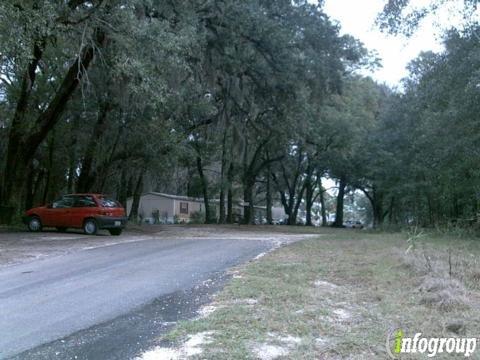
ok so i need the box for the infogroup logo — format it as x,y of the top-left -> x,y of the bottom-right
386,329 -> 477,358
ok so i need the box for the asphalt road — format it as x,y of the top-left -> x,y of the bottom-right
0,236 -> 272,359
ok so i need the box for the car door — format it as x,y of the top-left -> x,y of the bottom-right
69,195 -> 98,228
42,196 -> 74,227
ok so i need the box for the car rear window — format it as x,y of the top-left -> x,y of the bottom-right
98,197 -> 121,208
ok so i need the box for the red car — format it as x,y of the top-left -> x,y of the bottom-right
23,194 -> 127,236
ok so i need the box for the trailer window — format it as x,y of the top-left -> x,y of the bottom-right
180,202 -> 189,214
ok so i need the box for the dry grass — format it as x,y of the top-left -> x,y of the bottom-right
418,276 -> 469,311
398,230 -> 480,314
157,229 -> 480,359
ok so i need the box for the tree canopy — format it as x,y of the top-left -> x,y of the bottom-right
1,0 -> 479,230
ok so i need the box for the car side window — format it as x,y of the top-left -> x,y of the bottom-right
73,196 -> 97,208
52,196 -> 74,208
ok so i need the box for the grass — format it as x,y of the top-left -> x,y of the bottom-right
160,229 -> 480,359
0,224 -> 25,232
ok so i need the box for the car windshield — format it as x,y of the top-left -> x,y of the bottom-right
98,196 -> 121,208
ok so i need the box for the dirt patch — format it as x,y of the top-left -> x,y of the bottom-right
197,305 -> 219,318
314,280 -> 339,291
332,308 -> 351,320
251,333 -> 301,360
0,231 -> 156,267
136,331 -> 215,359
251,343 -> 289,360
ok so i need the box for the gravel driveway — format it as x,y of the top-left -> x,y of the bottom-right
0,225 -> 317,359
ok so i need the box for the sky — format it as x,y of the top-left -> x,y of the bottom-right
314,0 -> 470,190
321,0 -> 465,87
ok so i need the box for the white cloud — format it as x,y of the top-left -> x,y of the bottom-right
320,0 -> 467,86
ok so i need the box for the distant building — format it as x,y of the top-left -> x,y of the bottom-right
272,206 -> 287,222
126,192 -> 207,223
126,192 -> 284,224
327,213 -> 336,224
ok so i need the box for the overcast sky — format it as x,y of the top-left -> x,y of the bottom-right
322,0 -> 466,87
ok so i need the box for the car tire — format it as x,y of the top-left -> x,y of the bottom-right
83,219 -> 98,235
56,227 -> 67,232
109,229 -> 122,236
28,216 -> 42,232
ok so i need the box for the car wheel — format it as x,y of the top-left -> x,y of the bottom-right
56,227 -> 67,232
109,229 -> 122,236
28,216 -> 42,232
83,219 -> 98,235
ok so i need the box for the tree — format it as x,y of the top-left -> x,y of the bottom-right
0,1 -> 110,211
0,0 -> 382,228
351,26 -> 480,227
377,0 -> 479,36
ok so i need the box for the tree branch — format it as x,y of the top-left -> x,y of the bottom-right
24,28 -> 107,161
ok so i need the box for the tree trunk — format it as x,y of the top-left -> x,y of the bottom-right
240,135 -> 277,225
1,29 -> 106,214
292,184 -> 306,225
98,121 -> 124,193
275,185 -> 294,225
196,155 -> 213,224
42,170 -> 51,206
333,175 -> 346,227
272,173 -> 296,225
363,186 -> 384,228
271,151 -> 304,226
219,188 -> 225,224
24,165 -> 35,211
243,179 -> 255,224
227,162 -> 234,223
266,170 -> 273,225
218,128 -> 228,224
305,168 -> 314,226
320,190 -> 327,226
286,199 -> 296,225
305,194 -> 313,226
29,169 -> 45,209
41,133 -> 56,206
67,161 -> 76,194
118,166 -> 128,209
373,190 -> 384,228
318,178 -> 327,226
66,115 -> 80,194
388,196 -> 395,224
77,101 -> 112,193
129,172 -> 144,221
1,42 -> 44,205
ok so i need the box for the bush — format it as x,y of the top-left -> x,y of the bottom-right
418,275 -> 469,311
0,206 -> 14,225
190,211 -> 205,224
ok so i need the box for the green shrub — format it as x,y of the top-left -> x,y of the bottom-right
190,211 -> 205,224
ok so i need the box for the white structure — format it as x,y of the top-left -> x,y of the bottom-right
127,192 -> 287,224
271,206 -> 287,222
126,192 -> 206,223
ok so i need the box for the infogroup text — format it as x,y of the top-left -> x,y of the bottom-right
388,330 -> 477,358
